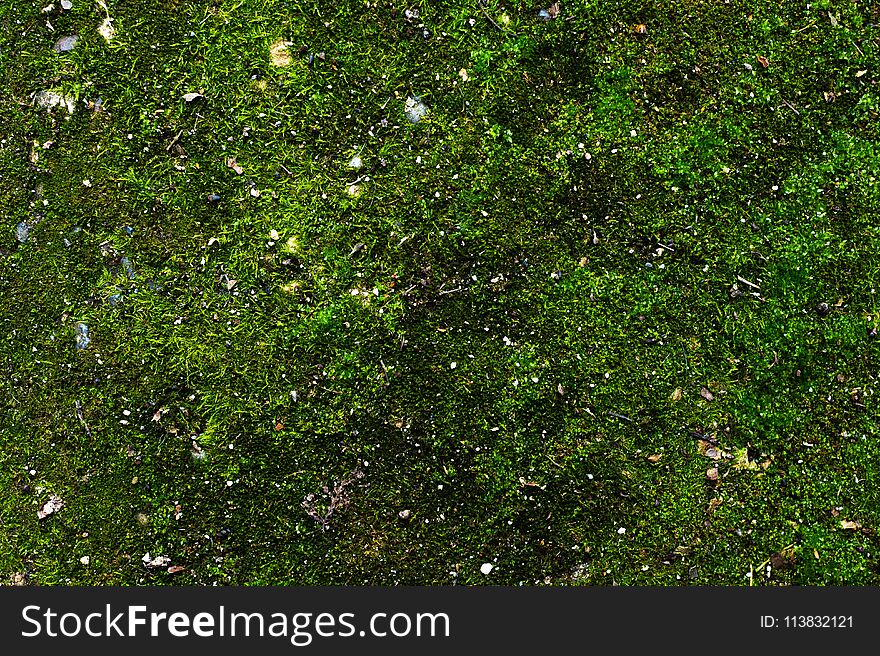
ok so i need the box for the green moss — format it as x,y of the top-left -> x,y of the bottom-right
1,0 -> 879,585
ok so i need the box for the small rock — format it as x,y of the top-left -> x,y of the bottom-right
182,92 -> 203,102
398,509 -> 412,520
348,154 -> 363,169
53,35 -> 78,52
61,0 -> 72,8
816,302 -> 830,316
37,494 -> 64,519
538,9 -> 551,21
79,556 -> 90,566
706,467 -> 719,481
33,89 -> 76,113
404,96 -> 428,124
14,221 -> 31,243
74,322 -> 90,350
480,562 -> 494,575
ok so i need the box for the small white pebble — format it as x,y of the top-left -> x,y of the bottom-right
480,563 -> 494,575
450,362 -> 457,369
618,527 -> 626,534
79,556 -> 90,565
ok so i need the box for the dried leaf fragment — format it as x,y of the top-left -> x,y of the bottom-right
269,39 -> 292,67
706,467 -> 719,481
226,157 -> 243,174
840,520 -> 861,530
547,2 -> 560,18
167,565 -> 186,574
647,454 -> 662,463
142,553 -> 171,568
633,23 -> 647,34
700,387 -> 714,402
182,92 -> 203,103
756,55 -> 770,68
670,387 -> 682,402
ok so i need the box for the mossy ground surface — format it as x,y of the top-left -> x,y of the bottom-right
1,0 -> 879,585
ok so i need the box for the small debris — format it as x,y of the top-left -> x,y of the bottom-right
404,96 -> 428,124
700,387 -> 714,402
458,68 -> 469,82
79,556 -> 90,566
142,553 -> 171,568
706,467 -> 719,481
348,154 -> 363,169
633,23 -> 647,34
98,17 -> 116,42
167,565 -> 186,574
538,9 -> 551,21
182,92 -> 203,102
647,454 -> 662,463
480,562 -> 494,575
61,0 -> 72,9
670,387 -> 682,402
53,35 -> 78,52
756,55 -> 770,68
269,39 -> 292,67
37,494 -> 64,519
349,242 -> 365,257
226,157 -> 243,174
398,509 -> 412,520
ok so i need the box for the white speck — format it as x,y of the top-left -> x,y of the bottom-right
618,527 -> 626,534
450,362 -> 457,369
82,179 -> 91,187
480,563 -> 494,575
122,409 -> 131,416
80,556 -> 90,565
630,129 -> 637,137
226,480 -> 233,487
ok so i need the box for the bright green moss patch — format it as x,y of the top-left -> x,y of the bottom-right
1,1 -> 879,585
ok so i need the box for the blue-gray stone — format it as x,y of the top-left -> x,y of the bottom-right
74,322 -> 90,350
53,35 -> 79,53
14,222 -> 30,242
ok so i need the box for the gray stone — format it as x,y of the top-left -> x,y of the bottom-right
74,323 -> 90,350
53,35 -> 79,52
14,222 -> 31,243
404,96 -> 428,124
